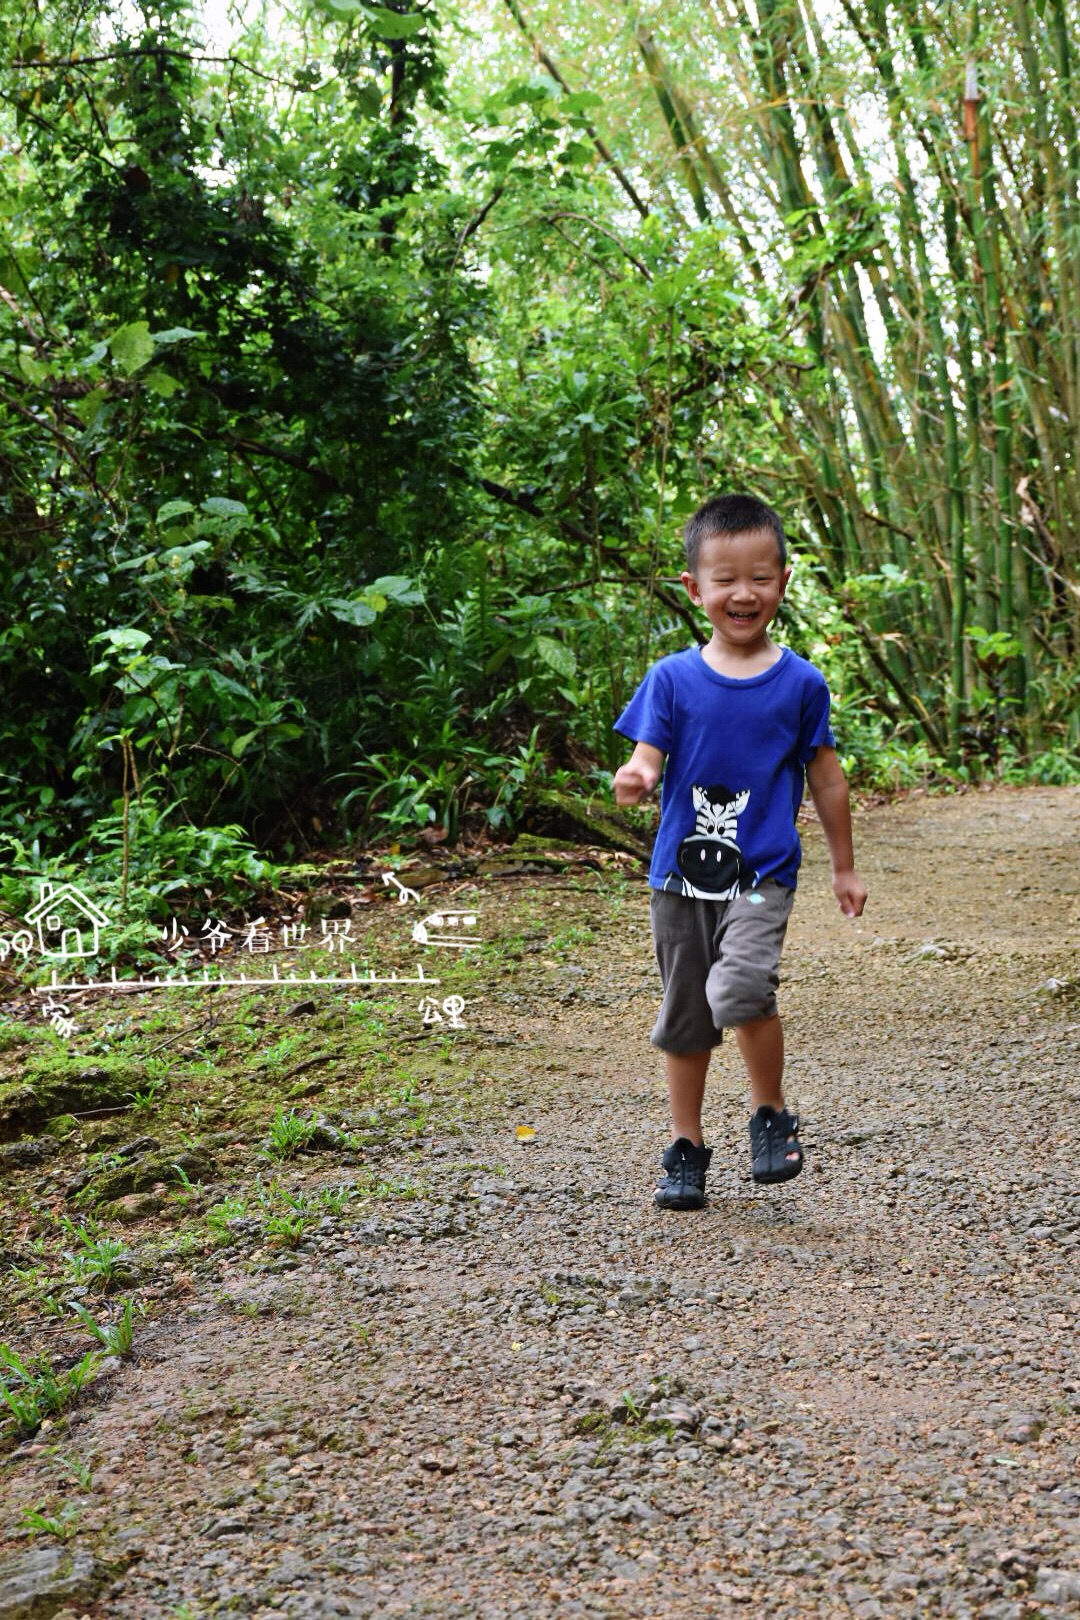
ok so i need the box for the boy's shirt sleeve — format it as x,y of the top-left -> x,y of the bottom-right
798,670 -> 835,764
614,661 -> 674,754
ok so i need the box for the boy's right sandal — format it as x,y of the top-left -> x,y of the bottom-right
749,1105 -> 804,1185
655,1137 -> 713,1210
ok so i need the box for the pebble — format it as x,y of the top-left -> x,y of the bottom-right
1000,1413 -> 1044,1443
1034,1568 -> 1080,1605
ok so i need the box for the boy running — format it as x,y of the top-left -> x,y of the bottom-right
614,493 -> 867,1209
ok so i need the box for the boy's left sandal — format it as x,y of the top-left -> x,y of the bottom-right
749,1105 -> 804,1185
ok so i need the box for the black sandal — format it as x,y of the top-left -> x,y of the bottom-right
749,1106 -> 804,1185
655,1138 -> 712,1210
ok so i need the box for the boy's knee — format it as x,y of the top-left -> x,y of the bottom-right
705,961 -> 779,1028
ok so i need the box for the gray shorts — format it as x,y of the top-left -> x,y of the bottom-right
649,882 -> 795,1053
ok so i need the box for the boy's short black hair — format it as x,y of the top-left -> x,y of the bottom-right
684,493 -> 787,572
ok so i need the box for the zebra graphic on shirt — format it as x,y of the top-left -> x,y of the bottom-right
663,783 -> 758,900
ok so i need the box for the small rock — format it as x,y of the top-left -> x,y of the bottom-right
599,1553 -> 645,1580
417,1454 -> 457,1474
614,1277 -> 668,1310
996,1549 -> 1033,1578
0,1546 -> 105,1619
107,1191 -> 165,1224
1034,1569 -> 1080,1605
650,1399 -> 700,1431
0,1138 -> 57,1171
1001,1413 -> 1043,1443
612,1496 -> 661,1525
117,1135 -> 161,1160
202,1517 -> 247,1539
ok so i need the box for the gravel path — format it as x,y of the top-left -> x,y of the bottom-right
1,785 -> 1078,1619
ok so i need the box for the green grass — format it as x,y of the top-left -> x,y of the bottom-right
21,1502 -> 81,1540
261,1106 -> 318,1160
0,1343 -> 101,1435
60,1223 -> 131,1291
69,1297 -> 139,1357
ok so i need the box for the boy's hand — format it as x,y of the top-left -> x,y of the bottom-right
613,742 -> 665,805
613,763 -> 658,805
832,870 -> 867,918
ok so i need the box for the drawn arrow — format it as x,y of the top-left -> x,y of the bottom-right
381,871 -> 421,905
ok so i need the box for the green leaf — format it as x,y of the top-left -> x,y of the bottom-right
157,500 -> 196,523
200,497 -> 248,518
369,574 -> 424,606
150,327 -> 202,344
17,352 -> 52,385
484,645 -> 512,677
109,322 -> 155,376
91,627 -> 152,653
354,83 -> 382,117
161,541 -> 212,570
73,388 -> 108,428
561,91 -> 603,114
534,635 -> 576,678
363,5 -> 426,37
326,597 -> 378,627
142,369 -> 181,398
505,77 -> 560,106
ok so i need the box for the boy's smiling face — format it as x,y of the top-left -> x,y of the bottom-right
682,528 -> 792,658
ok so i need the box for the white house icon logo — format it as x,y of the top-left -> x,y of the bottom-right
24,882 -> 111,959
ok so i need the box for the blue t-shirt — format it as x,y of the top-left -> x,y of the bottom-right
614,646 -> 834,896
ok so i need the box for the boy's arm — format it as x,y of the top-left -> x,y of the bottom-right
613,742 -> 666,806
805,746 -> 868,918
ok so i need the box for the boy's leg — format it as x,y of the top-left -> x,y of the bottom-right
734,1013 -> 785,1113
650,893 -> 722,1209
657,1048 -> 713,1209
737,1014 -> 801,1175
666,1048 -> 711,1144
704,884 -> 793,1038
706,885 -> 803,1182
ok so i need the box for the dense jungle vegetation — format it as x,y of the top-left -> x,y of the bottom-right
2,0 -> 1078,903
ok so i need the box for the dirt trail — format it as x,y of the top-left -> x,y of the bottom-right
1,785 -> 1078,1619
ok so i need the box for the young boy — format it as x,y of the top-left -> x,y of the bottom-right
613,493 -> 867,1210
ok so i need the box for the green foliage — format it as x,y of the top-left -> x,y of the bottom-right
69,1297 -> 139,1357
0,806 -> 284,985
0,0 -> 477,853
60,1222 -> 130,1292
261,1106 -> 319,1160
0,1342 -> 100,1435
20,1503 -> 82,1540
2,0 -> 1075,860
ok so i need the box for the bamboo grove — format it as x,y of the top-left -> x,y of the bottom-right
491,0 -> 1080,764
